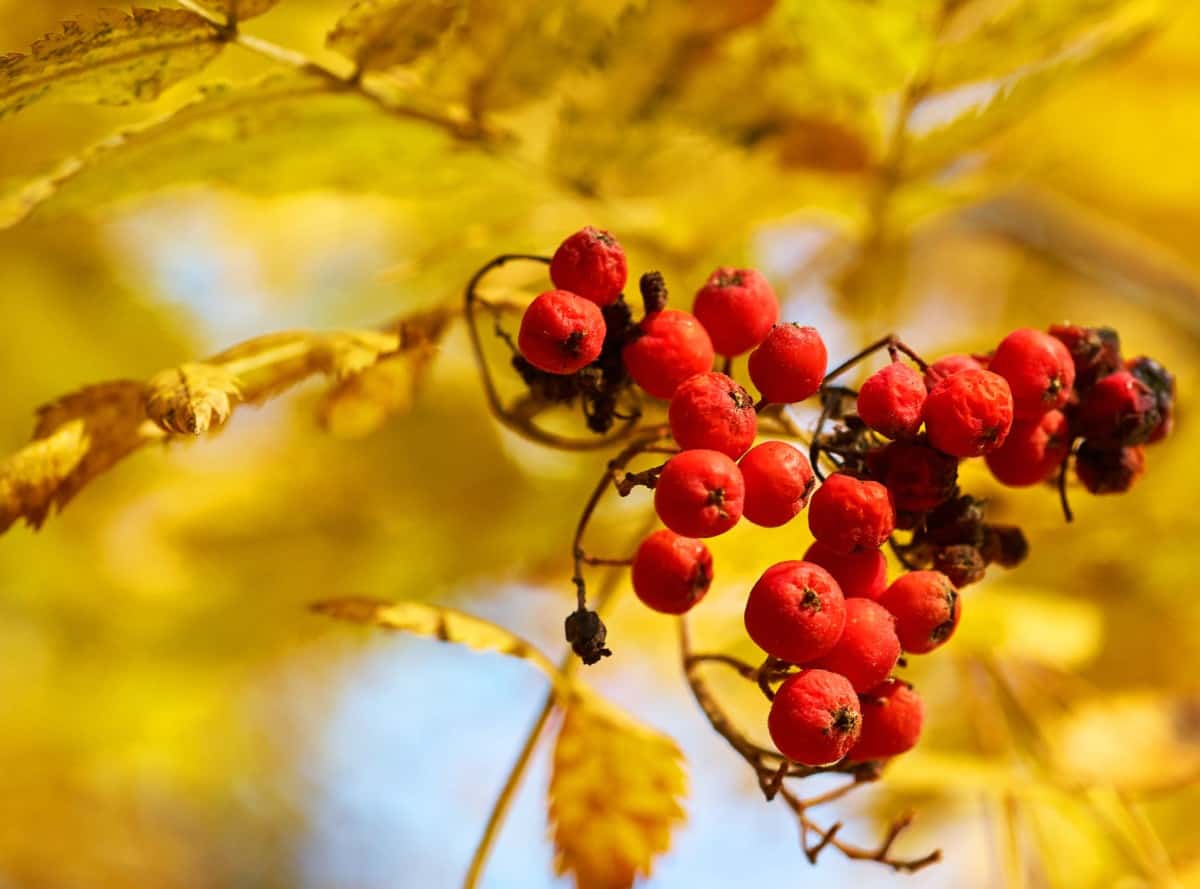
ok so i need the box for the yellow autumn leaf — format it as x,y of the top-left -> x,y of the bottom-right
0,8 -> 224,119
311,596 -> 562,685
327,0 -> 462,72
317,351 -> 420,439
549,689 -> 687,889
192,0 -> 281,22
144,363 -> 241,435
0,381 -> 160,532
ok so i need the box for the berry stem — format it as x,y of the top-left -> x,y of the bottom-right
1057,443 -> 1076,523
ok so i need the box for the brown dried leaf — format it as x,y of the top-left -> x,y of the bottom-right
1,382 -> 159,532
327,0 -> 462,71
311,596 -> 563,685
192,0 -> 281,22
144,363 -> 241,435
550,689 -> 687,889
0,8 -> 224,119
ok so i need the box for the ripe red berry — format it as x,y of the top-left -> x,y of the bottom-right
739,441 -> 815,527
517,289 -> 606,375
622,309 -> 715,399
653,449 -> 744,538
846,679 -> 924,763
768,670 -> 861,766
1048,323 -> 1122,390
631,529 -> 713,614
549,226 -> 627,307
924,353 -> 984,389
807,598 -> 901,693
923,369 -> 1014,458
1077,370 -> 1162,446
668,372 -> 757,459
803,540 -> 887,601
988,328 -> 1075,420
879,570 -> 961,654
744,561 -> 846,663
808,472 -> 896,555
857,363 -> 927,439
867,439 -> 958,514
985,409 -> 1070,487
748,323 -> 827,404
1075,441 -> 1146,494
693,267 -> 780,356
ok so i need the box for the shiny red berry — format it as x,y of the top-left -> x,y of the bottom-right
985,409 -> 1070,487
739,441 -> 815,528
879,570 -> 961,654
924,353 -> 984,389
517,289 -> 606,375
1075,441 -> 1145,494
988,328 -> 1075,420
923,369 -> 1014,458
807,598 -> 901,693
1077,370 -> 1162,446
549,227 -> 627,307
808,472 -> 896,555
748,324 -> 827,404
653,449 -> 744,538
867,439 -> 959,514
631,529 -> 713,614
768,670 -> 861,766
857,363 -> 927,439
622,309 -> 715,399
802,540 -> 888,601
668,372 -> 757,459
846,679 -> 924,763
744,561 -> 846,663
693,267 -> 780,356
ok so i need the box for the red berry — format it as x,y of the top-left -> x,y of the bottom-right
768,670 -> 861,766
693,267 -> 780,357
923,369 -> 1014,458
748,324 -> 827,404
924,353 -> 983,389
1075,441 -> 1145,494
1127,356 -> 1175,443
985,409 -> 1070,487
803,540 -> 887,601
668,372 -> 757,459
857,363 -> 927,439
988,328 -> 1075,420
517,290 -> 606,375
808,472 -> 896,555
744,561 -> 846,663
807,598 -> 900,693
622,309 -> 715,399
879,570 -> 961,654
549,226 -> 627,307
1077,370 -> 1161,446
653,449 -> 744,538
631,529 -> 713,614
867,439 -> 959,514
846,679 -> 924,763
1048,323 -> 1122,390
739,441 -> 815,527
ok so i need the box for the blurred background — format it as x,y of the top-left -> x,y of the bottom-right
1,0 -> 1198,887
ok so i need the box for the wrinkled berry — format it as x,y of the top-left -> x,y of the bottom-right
744,561 -> 846,664
846,679 -> 924,763
924,353 -> 984,389
669,372 -> 758,459
693,266 -> 780,356
879,570 -> 961,654
988,328 -> 1075,420
768,669 -> 861,766
1075,441 -> 1145,494
857,363 -> 927,439
739,441 -> 815,528
748,323 -> 827,404
808,472 -> 896,554
808,598 -> 901,693
867,438 -> 959,513
622,309 -> 715,399
1077,370 -> 1161,446
549,226 -> 627,307
803,540 -> 888,601
985,409 -> 1070,487
631,529 -> 713,614
1127,356 -> 1175,444
517,289 -> 606,374
980,524 -> 1028,568
1048,323 -> 1121,390
923,369 -> 1014,458
932,544 -> 986,587
654,449 -> 745,538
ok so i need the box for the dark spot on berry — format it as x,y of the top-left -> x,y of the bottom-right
830,705 -> 859,736
800,587 -> 822,612
929,587 -> 959,643
562,329 -> 586,357
714,272 -> 745,287
690,560 -> 712,596
706,486 -> 728,518
729,387 -> 754,411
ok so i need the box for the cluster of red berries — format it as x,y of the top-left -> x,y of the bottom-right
516,227 -> 1176,770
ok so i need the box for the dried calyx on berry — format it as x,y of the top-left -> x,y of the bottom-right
564,608 -> 611,665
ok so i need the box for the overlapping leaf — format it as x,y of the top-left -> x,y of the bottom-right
327,0 -> 462,72
549,689 -> 687,889
0,8 -> 224,119
192,0 -> 281,22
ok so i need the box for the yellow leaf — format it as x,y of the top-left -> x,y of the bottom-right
144,363 -> 241,435
317,350 -> 422,439
549,689 -> 687,889
311,596 -> 562,684
192,0 -> 281,22
0,8 -> 224,119
1,382 -> 160,532
327,0 -> 462,71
